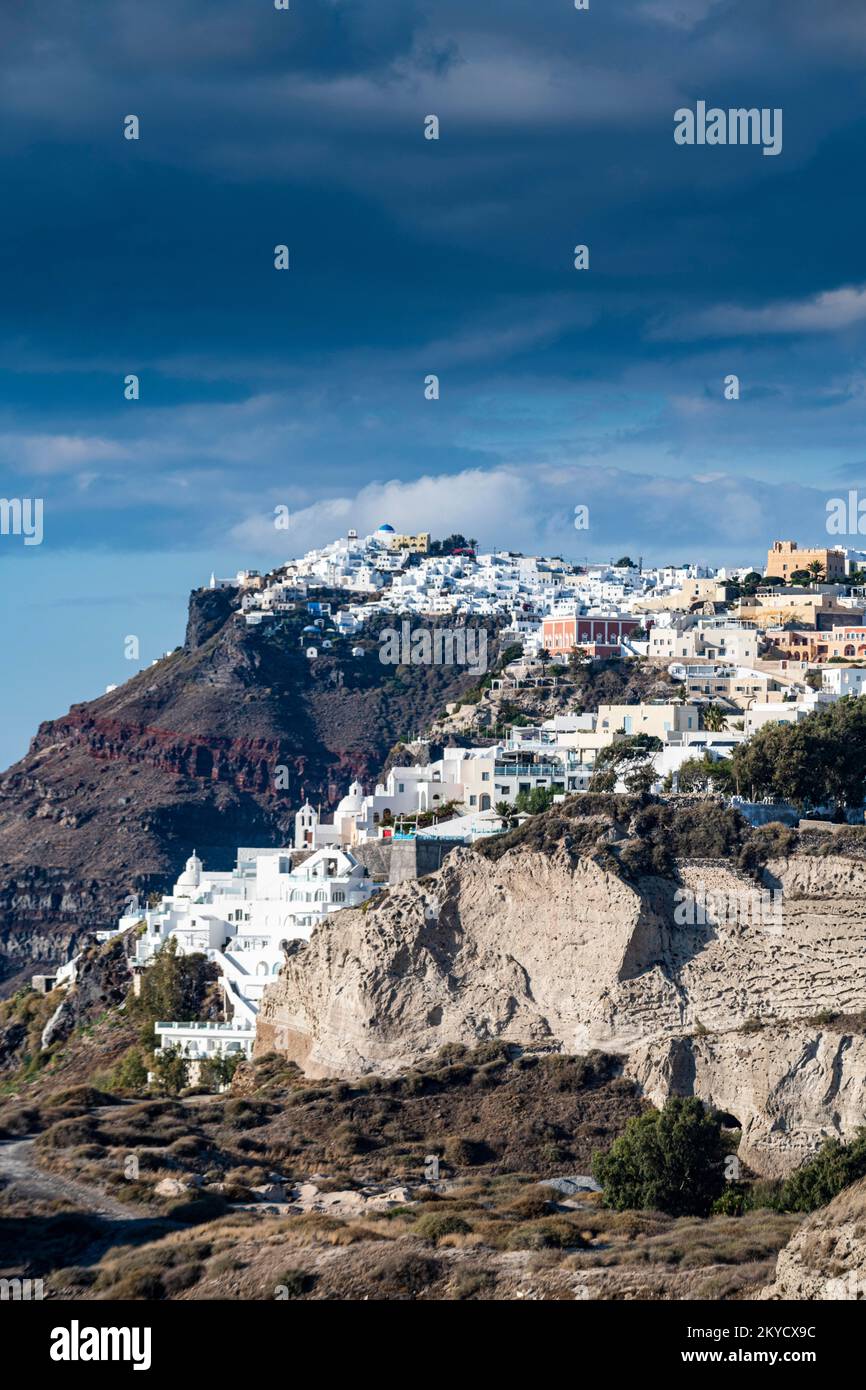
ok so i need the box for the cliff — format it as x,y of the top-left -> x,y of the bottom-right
256,806 -> 866,1176
759,1177 -> 866,1298
0,588 -> 502,991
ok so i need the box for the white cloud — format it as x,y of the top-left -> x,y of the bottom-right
0,432 -> 126,474
654,285 -> 866,341
637,0 -> 723,31
227,461 -> 830,567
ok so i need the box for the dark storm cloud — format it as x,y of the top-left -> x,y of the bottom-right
0,0 -> 864,559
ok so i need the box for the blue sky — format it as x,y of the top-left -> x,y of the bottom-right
2,0 -> 866,766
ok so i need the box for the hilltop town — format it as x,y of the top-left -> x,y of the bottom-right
24,523 -> 866,1077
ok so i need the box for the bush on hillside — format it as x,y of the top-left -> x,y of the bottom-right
592,1097 -> 729,1217
779,1131 -> 866,1213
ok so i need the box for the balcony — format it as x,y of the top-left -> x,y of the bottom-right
494,763 -> 564,778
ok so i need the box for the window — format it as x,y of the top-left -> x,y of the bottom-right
333,891 -> 345,903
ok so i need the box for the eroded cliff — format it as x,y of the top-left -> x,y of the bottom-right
257,821 -> 866,1176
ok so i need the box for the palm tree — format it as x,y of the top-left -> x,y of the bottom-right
806,561 -> 826,587
702,703 -> 727,732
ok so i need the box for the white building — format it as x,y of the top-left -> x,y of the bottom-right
743,694 -> 831,736
153,1019 -> 257,1065
121,845 -> 381,1050
821,666 -> 866,697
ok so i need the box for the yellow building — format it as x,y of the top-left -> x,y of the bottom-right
389,532 -> 430,554
765,540 -> 846,583
679,669 -> 787,707
737,590 -> 856,628
596,702 -> 701,738
634,579 -> 733,613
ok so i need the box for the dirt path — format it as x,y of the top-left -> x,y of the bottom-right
0,1136 -> 140,1220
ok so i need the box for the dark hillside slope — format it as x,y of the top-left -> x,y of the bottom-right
0,587 -> 501,990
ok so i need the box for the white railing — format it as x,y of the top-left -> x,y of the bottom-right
155,1020 -> 254,1033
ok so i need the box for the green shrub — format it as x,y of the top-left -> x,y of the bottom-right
413,1212 -> 472,1242
505,1218 -> 586,1251
593,1097 -> 729,1217
108,1050 -> 150,1094
711,1184 -> 748,1217
779,1130 -> 866,1212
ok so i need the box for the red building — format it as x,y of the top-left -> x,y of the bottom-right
542,615 -> 639,659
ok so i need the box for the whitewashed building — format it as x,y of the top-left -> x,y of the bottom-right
120,845 -> 381,1054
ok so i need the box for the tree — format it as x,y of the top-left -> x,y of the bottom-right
806,561 -> 826,587
789,569 -> 813,586
110,1048 -> 149,1094
614,556 -> 636,569
515,786 -> 555,815
592,1097 -> 730,1216
667,754 -> 733,795
589,735 -> 662,795
199,1052 -> 243,1091
133,938 -> 217,1034
152,1044 -> 188,1097
429,534 -> 470,556
701,703 -> 727,733
730,695 -> 866,809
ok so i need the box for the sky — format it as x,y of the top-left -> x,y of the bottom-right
2,0 -> 866,766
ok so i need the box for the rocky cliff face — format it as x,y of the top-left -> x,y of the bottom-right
256,827 -> 866,1177
0,590 -> 502,992
759,1177 -> 866,1298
